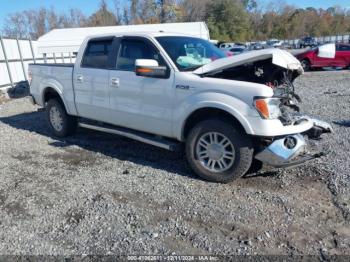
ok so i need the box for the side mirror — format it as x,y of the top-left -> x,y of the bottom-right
135,59 -> 168,78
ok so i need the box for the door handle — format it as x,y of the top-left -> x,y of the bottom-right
76,75 -> 84,83
110,78 -> 119,88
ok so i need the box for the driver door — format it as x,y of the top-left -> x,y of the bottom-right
108,37 -> 175,137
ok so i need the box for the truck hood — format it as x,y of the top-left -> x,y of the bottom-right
193,48 -> 303,76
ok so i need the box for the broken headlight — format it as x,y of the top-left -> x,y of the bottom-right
254,97 -> 282,119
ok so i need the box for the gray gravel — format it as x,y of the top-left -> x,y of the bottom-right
0,70 -> 349,256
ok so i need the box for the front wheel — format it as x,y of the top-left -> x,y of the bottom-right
301,59 -> 311,71
46,98 -> 77,137
186,119 -> 253,183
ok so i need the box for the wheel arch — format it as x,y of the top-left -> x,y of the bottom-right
301,57 -> 311,64
181,106 -> 252,141
41,86 -> 68,112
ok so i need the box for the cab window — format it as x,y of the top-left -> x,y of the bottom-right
116,39 -> 165,71
337,44 -> 350,51
81,39 -> 113,69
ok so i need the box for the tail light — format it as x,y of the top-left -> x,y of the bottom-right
28,69 -> 32,85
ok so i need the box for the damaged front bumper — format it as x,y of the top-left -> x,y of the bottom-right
255,118 -> 332,168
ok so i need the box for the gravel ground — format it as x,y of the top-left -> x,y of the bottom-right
0,70 -> 349,257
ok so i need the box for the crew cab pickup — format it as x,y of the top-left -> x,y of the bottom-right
29,32 -> 332,183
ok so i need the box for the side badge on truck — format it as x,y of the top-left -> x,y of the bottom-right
176,84 -> 195,90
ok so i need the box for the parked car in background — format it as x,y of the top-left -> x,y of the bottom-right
250,42 -> 264,50
267,39 -> 283,48
295,43 -> 350,71
219,42 -> 247,50
233,42 -> 247,48
299,37 -> 318,48
229,47 -> 246,55
219,42 -> 236,49
281,42 -> 293,49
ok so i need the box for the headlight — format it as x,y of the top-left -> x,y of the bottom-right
254,97 -> 282,119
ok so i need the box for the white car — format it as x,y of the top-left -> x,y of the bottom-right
219,42 -> 236,49
29,32 -> 332,183
267,39 -> 284,48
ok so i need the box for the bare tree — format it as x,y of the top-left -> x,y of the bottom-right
158,0 -> 177,23
2,7 -> 87,39
66,9 -> 88,27
178,0 -> 210,22
2,0 -> 350,41
87,0 -> 118,26
2,12 -> 28,38
130,0 -> 139,23
113,0 -> 123,24
122,6 -> 131,25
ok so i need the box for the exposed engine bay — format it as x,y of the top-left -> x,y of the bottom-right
205,58 -> 333,139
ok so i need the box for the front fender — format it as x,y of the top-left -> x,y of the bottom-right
173,92 -> 258,141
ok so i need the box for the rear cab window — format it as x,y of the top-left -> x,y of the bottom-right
81,39 -> 114,69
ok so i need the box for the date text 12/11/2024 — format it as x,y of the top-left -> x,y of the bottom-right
127,255 -> 219,261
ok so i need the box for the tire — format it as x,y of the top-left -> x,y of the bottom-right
46,98 -> 77,137
186,119 -> 253,183
301,59 -> 311,71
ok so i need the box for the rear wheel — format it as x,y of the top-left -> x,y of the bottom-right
186,119 -> 253,183
46,98 -> 77,137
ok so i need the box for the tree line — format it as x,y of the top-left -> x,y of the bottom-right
2,0 -> 350,42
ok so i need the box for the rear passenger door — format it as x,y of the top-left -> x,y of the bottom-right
313,49 -> 331,67
74,37 -> 116,122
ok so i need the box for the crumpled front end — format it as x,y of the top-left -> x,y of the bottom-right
254,117 -> 333,168
255,134 -> 309,167
199,47 -> 334,168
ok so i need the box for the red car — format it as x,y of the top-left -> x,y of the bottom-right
296,43 -> 350,71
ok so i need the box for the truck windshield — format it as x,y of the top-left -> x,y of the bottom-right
156,36 -> 225,71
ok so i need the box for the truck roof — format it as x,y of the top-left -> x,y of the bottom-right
84,31 -> 197,40
36,22 -> 210,54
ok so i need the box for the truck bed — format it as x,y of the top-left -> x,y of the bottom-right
29,63 -> 75,113
30,63 -> 74,67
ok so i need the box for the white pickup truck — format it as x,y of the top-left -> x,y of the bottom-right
29,32 -> 332,183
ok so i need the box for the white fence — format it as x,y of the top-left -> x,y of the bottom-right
0,36 -> 75,90
283,34 -> 350,46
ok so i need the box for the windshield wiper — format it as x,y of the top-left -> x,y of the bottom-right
182,65 -> 202,71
